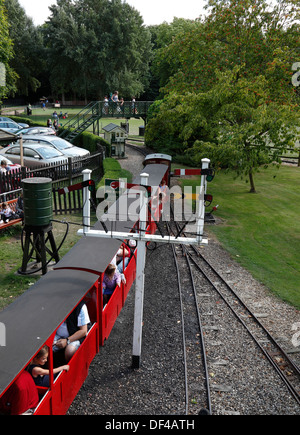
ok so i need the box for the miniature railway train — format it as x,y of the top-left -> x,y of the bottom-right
0,154 -> 172,415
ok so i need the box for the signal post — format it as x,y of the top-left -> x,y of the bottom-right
78,159 -> 211,368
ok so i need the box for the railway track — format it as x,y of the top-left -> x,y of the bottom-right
164,219 -> 211,415
186,244 -> 300,407
165,206 -> 300,414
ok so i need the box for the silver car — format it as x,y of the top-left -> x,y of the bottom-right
0,143 -> 68,169
15,127 -> 57,136
17,135 -> 90,157
0,117 -> 29,128
0,121 -> 24,134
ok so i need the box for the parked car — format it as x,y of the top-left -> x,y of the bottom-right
15,126 -> 57,136
17,135 -> 90,158
0,117 -> 29,128
0,143 -> 68,169
0,121 -> 28,134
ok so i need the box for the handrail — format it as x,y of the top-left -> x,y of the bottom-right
61,101 -> 99,131
59,100 -> 154,142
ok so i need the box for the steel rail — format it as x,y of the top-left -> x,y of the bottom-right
166,219 -> 212,415
186,247 -> 300,407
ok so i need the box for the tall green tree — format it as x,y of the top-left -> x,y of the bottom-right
146,0 -> 300,192
4,0 -> 44,97
160,0 -> 299,98
44,0 -> 152,101
149,18 -> 202,94
0,0 -> 17,102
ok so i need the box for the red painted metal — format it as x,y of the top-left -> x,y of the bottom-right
173,168 -> 202,176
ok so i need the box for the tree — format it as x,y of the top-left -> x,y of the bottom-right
43,0 -> 152,101
146,0 -> 300,192
159,0 -> 299,96
188,67 -> 299,192
0,0 -> 17,102
149,18 -> 202,95
4,0 -> 44,97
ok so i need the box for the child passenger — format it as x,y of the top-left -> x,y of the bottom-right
28,346 -> 69,387
103,263 -> 121,306
0,202 -> 14,224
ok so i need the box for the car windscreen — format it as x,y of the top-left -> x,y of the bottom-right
51,138 -> 72,150
36,147 -> 64,159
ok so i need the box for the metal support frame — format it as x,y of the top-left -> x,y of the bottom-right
77,159 -> 210,368
20,223 -> 60,275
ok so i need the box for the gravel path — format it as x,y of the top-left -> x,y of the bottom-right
68,146 -> 300,415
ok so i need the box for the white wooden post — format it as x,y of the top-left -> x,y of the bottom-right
20,134 -> 24,167
82,169 -> 92,235
201,158 -> 210,195
132,173 -> 149,368
196,158 -> 210,243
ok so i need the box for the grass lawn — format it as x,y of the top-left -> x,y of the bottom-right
178,164 -> 300,309
17,107 -> 145,136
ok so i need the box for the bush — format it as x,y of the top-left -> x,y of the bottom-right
73,131 -> 111,155
11,116 -> 45,127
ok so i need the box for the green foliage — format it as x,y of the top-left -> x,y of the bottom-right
0,0 -> 17,102
96,158 -> 132,190
160,0 -> 299,97
150,18 -> 201,93
43,0 -> 152,100
146,0 -> 300,192
4,0 -> 44,96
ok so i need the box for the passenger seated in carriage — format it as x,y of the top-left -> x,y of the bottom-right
28,346 -> 69,388
103,263 -> 121,306
52,301 -> 90,363
112,240 -> 137,274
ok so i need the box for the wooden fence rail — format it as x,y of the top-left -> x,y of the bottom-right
0,151 -> 103,203
52,187 -> 83,215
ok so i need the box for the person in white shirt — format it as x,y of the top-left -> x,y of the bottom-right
53,302 -> 90,362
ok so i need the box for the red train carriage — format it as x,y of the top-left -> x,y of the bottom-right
143,153 -> 172,186
0,157 -> 171,415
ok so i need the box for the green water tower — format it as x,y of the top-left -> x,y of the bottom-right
22,177 -> 53,227
19,177 -> 59,275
